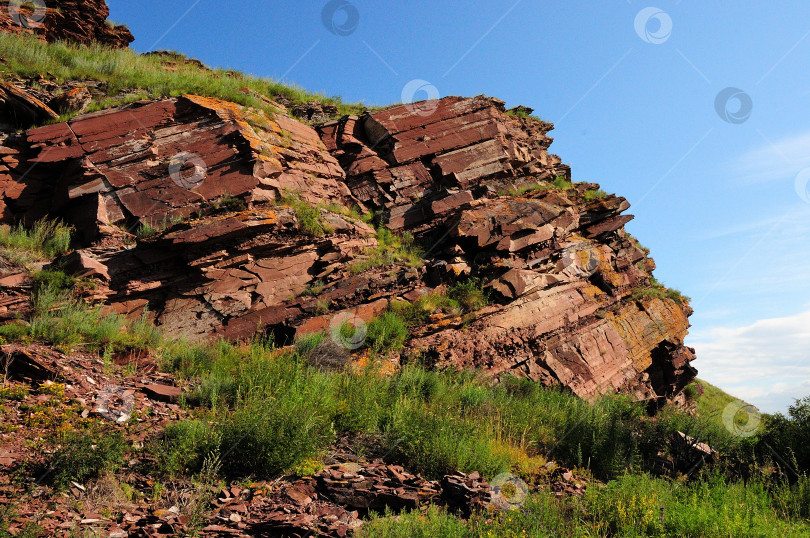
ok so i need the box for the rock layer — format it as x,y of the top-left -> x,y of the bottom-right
0,0 -> 133,48
0,89 -> 697,405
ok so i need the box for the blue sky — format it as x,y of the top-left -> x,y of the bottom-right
108,0 -> 810,413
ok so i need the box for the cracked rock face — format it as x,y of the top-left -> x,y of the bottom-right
0,92 -> 697,406
0,0 -> 133,48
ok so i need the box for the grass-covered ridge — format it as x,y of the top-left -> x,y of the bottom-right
0,32 -> 371,119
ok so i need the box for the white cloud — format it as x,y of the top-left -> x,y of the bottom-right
689,308 -> 810,413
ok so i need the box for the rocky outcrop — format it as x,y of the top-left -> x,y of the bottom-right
0,0 -> 133,48
319,96 -> 569,232
0,88 -> 697,406
0,95 -> 354,243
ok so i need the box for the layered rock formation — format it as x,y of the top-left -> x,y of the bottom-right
0,0 -> 133,48
0,87 -> 697,405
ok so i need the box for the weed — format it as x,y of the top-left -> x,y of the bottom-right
583,189 -> 607,201
552,176 -> 573,190
349,228 -> 424,273
0,219 -> 73,261
447,278 -> 489,313
42,430 -> 127,490
277,192 -> 333,237
365,312 -> 409,355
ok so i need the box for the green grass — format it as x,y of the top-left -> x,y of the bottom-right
631,277 -> 691,305
552,176 -> 573,190
360,472 -> 810,537
349,227 -> 424,273
505,108 -> 547,123
583,188 -> 607,201
276,192 -> 335,237
447,278 -> 489,313
496,182 -> 552,197
0,219 -> 73,263
690,378 -> 750,426
155,334 -> 741,483
0,32 -> 370,120
0,282 -> 162,352
496,176 -> 573,197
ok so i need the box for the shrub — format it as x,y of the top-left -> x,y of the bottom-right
43,430 -> 127,490
759,395 -> 810,475
155,419 -> 221,478
365,312 -> 409,355
447,278 -> 489,313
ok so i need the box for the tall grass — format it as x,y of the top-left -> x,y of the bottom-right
0,33 -> 370,119
0,282 -> 162,352
0,219 -> 73,261
361,472 -> 810,537
155,337 -> 739,483
349,228 -> 424,273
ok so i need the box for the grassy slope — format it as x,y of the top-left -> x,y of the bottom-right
691,378 -> 756,427
0,32 -> 373,120
1,221 -> 810,536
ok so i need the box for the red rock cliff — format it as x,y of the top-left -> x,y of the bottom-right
0,91 -> 697,407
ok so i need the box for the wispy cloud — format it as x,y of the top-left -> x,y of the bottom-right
732,129 -> 810,184
690,308 -> 810,413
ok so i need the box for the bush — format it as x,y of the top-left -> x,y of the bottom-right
43,430 -> 126,490
154,420 -> 221,478
758,395 -> 810,475
447,278 -> 489,313
365,312 -> 409,355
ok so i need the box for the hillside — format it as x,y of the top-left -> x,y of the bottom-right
0,3 -> 808,537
